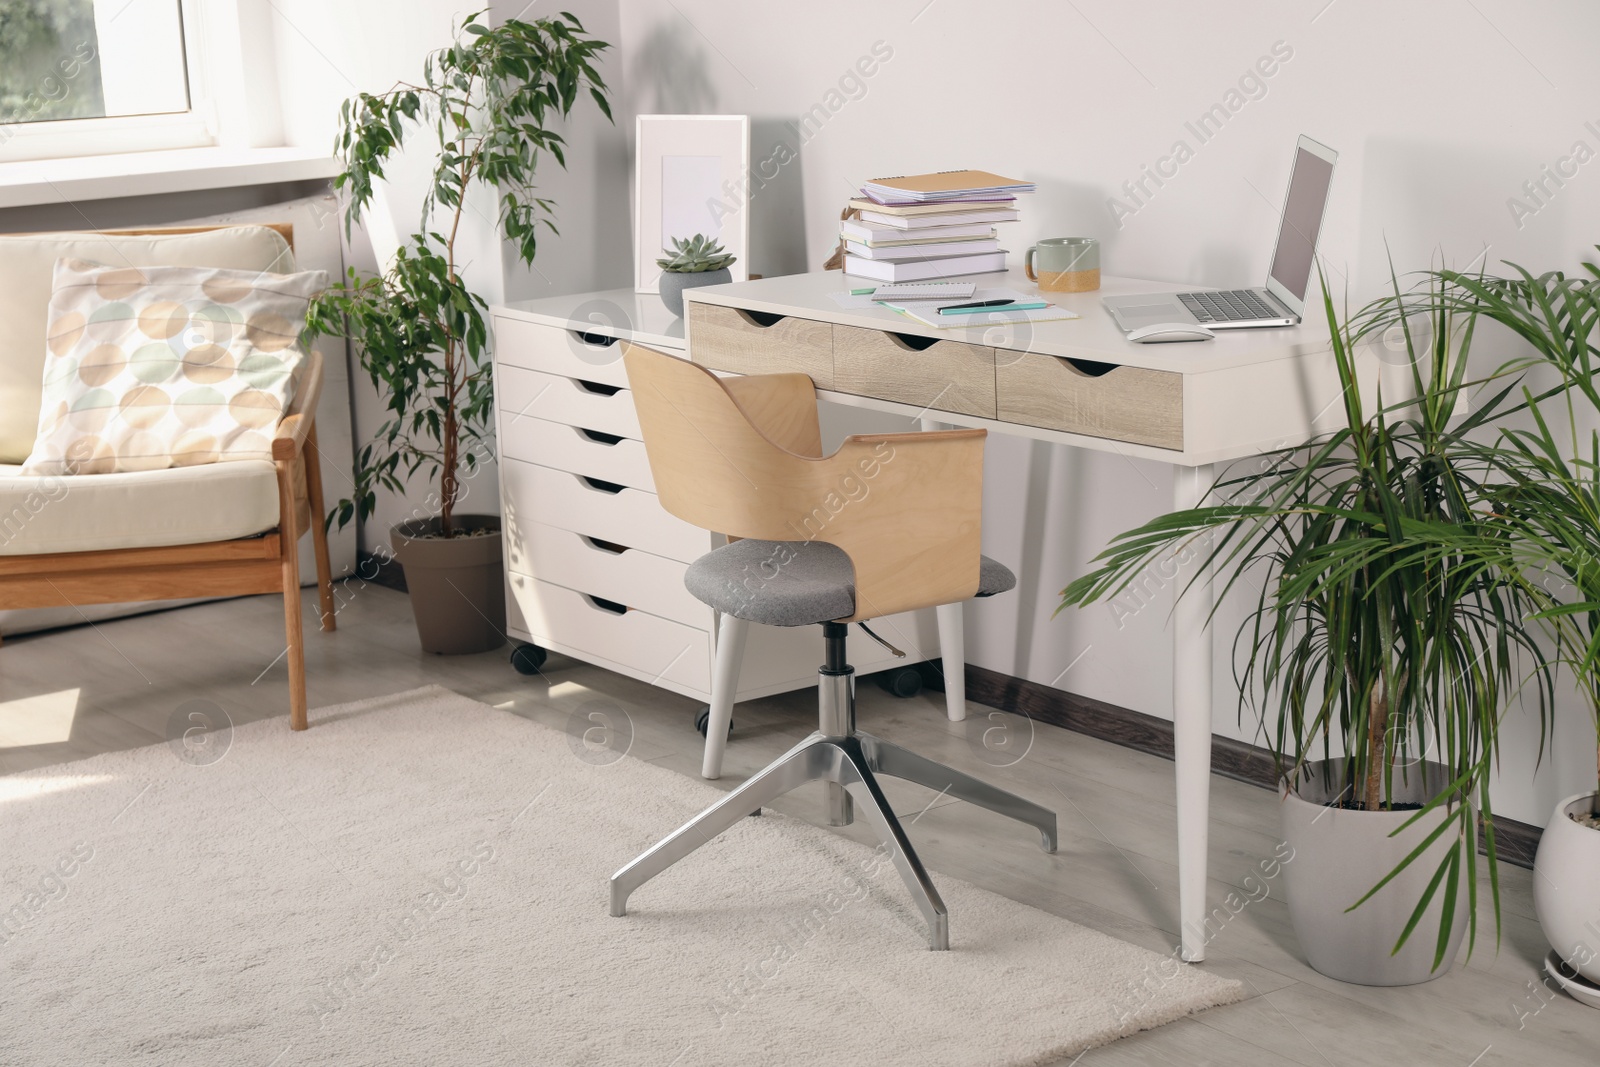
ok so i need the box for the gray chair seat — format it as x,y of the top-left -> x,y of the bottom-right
685,539 -> 1016,626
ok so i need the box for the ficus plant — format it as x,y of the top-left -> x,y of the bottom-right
1059,267 -> 1557,969
308,10 -> 613,537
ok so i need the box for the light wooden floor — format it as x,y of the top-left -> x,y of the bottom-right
3,586 -> 1598,1065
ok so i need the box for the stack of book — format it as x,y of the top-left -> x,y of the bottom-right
841,169 -> 1034,282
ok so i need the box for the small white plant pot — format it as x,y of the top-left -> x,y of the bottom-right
1533,792 -> 1600,987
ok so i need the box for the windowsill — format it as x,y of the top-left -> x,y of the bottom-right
0,146 -> 341,211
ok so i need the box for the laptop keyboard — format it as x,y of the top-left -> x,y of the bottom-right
1177,289 -> 1281,323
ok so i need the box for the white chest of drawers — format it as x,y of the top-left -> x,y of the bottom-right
490,289 -> 938,705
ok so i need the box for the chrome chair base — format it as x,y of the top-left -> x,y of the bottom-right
609,628 -> 1058,951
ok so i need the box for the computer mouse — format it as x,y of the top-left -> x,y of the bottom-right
1127,323 -> 1216,343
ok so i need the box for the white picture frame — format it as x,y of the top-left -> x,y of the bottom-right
634,114 -> 750,293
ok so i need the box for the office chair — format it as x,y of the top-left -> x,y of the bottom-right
609,344 -> 1057,950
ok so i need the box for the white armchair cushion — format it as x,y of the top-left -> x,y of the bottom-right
19,258 -> 326,476
0,226 -> 295,465
0,461 -> 279,556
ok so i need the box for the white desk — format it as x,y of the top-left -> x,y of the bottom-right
494,269 -> 1358,962
683,268 -> 1360,963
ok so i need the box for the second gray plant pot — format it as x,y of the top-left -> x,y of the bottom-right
390,514 -> 506,655
659,267 -> 732,319
1280,759 -> 1470,986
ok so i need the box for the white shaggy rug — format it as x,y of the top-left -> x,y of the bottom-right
0,686 -> 1241,1066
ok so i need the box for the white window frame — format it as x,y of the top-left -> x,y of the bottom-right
0,0 -> 222,164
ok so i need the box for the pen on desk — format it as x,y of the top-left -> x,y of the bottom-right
937,299 -> 1014,312
938,301 -> 1049,315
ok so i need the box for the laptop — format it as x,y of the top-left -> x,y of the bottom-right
1103,135 -> 1338,332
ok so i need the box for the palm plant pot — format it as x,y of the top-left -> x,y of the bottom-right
659,267 -> 731,319
389,515 -> 506,655
1280,759 -> 1470,986
1534,793 -> 1600,988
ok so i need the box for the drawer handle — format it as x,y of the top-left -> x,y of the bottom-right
575,378 -> 623,396
1063,358 -> 1118,378
577,427 -> 624,446
571,330 -> 618,348
579,475 -> 626,494
734,309 -> 786,329
886,332 -> 939,353
581,535 -> 630,555
583,593 -> 629,615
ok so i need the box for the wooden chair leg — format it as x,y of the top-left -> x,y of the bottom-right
278,461 -> 309,731
304,424 -> 337,633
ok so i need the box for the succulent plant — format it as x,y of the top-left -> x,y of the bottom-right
656,233 -> 736,273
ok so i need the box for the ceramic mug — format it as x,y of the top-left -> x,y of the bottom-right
1025,237 -> 1100,293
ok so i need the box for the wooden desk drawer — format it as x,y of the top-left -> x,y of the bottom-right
501,414 -> 655,491
506,574 -> 711,694
688,303 -> 834,387
831,325 -> 996,418
494,315 -> 632,388
996,353 -> 1183,450
496,365 -> 642,441
500,458 -> 708,565
507,522 -> 704,627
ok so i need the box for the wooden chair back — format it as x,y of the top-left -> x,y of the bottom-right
622,342 -> 987,621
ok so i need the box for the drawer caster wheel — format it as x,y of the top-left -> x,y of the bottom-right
510,643 -> 548,675
877,666 -> 924,699
695,707 -> 733,739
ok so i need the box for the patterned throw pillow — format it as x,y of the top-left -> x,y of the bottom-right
20,258 -> 329,476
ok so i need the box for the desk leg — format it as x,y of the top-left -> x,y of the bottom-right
1172,463 -> 1214,963
920,417 -> 967,722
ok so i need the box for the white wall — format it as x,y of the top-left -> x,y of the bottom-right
604,0 -> 1600,826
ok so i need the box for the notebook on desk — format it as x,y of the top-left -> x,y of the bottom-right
878,288 -> 1080,329
861,170 -> 1037,203
841,249 -> 1009,282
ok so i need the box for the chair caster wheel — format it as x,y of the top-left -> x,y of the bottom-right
510,643 -> 547,675
877,666 -> 924,699
695,707 -> 733,739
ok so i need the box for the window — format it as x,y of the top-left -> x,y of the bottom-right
0,0 -> 212,162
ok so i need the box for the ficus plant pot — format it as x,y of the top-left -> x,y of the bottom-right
1280,759 -> 1470,986
1533,793 -> 1600,987
658,267 -> 731,319
389,515 -> 506,655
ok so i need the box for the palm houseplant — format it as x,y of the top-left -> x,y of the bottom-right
1420,253 -> 1600,990
310,11 -> 612,654
1060,270 -> 1555,985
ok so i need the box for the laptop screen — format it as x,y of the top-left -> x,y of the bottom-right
1267,145 -> 1336,301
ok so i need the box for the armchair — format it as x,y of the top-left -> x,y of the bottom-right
0,225 -> 336,730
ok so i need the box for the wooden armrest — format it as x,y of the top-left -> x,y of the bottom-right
272,412 -> 313,461
271,349 -> 325,462
814,428 -> 987,621
722,372 -> 822,457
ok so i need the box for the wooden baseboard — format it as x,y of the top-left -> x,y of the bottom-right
944,662 -> 1544,870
